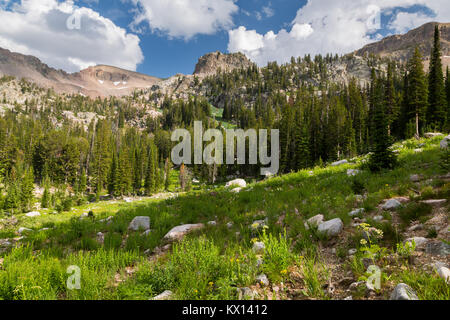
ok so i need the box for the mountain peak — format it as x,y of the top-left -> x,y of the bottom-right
193,51 -> 254,76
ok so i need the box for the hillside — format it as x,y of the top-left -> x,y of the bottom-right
0,135 -> 448,300
356,22 -> 450,71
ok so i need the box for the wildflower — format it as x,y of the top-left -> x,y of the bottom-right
281,269 -> 288,275
208,282 -> 214,286
251,238 -> 259,244
360,239 -> 368,245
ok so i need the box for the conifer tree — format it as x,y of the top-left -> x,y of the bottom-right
427,25 -> 447,130
368,73 -> 397,172
406,47 -> 428,138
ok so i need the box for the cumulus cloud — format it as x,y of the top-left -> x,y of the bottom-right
130,0 -> 239,40
0,0 -> 144,72
228,0 -> 450,66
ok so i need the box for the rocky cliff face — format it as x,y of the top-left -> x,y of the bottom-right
355,22 -> 450,70
193,51 -> 255,75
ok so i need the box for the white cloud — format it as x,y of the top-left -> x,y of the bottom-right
0,0 -> 144,72
130,0 -> 239,40
228,0 -> 450,67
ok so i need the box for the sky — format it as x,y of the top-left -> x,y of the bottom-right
0,0 -> 449,78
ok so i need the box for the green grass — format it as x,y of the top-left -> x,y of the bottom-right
0,135 -> 448,300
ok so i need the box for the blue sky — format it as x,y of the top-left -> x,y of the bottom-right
0,0 -> 448,78
78,0 -> 306,77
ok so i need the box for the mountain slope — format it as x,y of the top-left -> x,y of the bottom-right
356,22 -> 450,70
0,47 -> 160,98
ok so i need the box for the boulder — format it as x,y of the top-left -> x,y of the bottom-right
348,249 -> 357,255
128,216 -> 150,231
96,232 -> 104,244
373,215 -> 384,222
252,242 -> 265,254
317,218 -> 344,238
152,290 -> 174,300
424,133 -> 443,139
256,274 -> 269,287
420,199 -> 447,207
410,174 -> 422,182
304,214 -> 324,230
238,287 -> 255,300
436,266 -> 450,284
390,283 -> 419,300
25,211 -> 41,217
231,187 -> 242,193
405,237 -> 428,248
163,223 -> 204,242
426,241 -> 450,256
441,135 -> 450,149
348,208 -> 365,217
331,160 -> 349,167
225,179 -> 247,188
382,199 -> 402,211
207,221 -> 217,226
347,169 -> 361,176
18,227 -> 32,235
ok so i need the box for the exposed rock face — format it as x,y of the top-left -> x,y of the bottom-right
194,52 -> 254,76
356,22 -> 450,71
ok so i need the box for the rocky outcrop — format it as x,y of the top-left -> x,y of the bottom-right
194,52 -> 254,76
390,283 -> 419,300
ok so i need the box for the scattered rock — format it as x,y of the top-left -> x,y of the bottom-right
425,241 -> 450,256
424,133 -> 443,139
343,296 -> 353,300
405,237 -> 428,248
382,199 -> 402,211
231,187 -> 242,193
256,258 -> 264,268
331,160 -> 349,167
410,174 -> 422,182
252,242 -> 265,254
96,232 -> 104,244
440,135 -> 450,149
250,219 -> 268,231
25,211 -> 40,217
348,249 -> 357,255
142,229 -> 152,237
420,199 -> 447,207
348,208 -> 365,217
347,169 -> 361,176
152,290 -> 174,300
225,179 -> 247,188
207,221 -> 217,226
226,222 -> 233,229
163,223 -> 205,242
373,215 -> 384,222
317,218 -> 344,238
304,214 -> 324,230
436,266 -> 450,284
390,283 -> 419,300
256,274 -> 269,287
238,287 -> 255,300
414,148 -> 423,153
18,227 -> 32,235
128,216 -> 150,231
408,224 -> 424,232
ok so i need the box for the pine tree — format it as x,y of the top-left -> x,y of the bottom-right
41,185 -> 50,209
164,157 -> 172,191
384,63 -> 399,136
368,73 -> 397,172
427,25 -> 447,130
406,47 -> 428,138
145,143 -> 158,195
446,67 -> 450,131
20,167 -> 35,212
